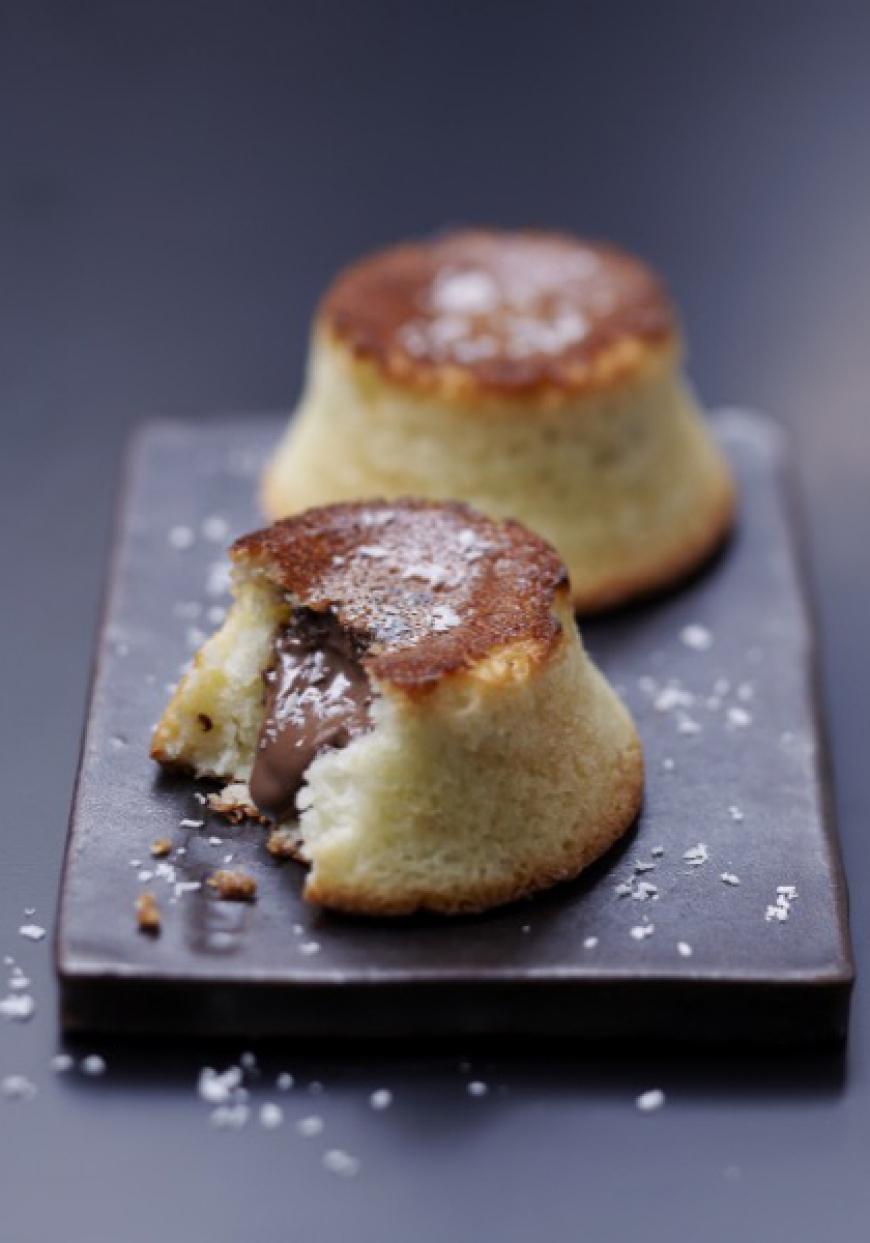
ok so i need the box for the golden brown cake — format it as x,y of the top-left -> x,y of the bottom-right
151,500 -> 642,915
261,229 -> 735,611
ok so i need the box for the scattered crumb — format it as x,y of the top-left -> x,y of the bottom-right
18,924 -> 46,942
168,525 -> 195,550
297,1115 -> 324,1137
81,1054 -> 106,1076
202,515 -> 230,542
676,714 -> 702,736
0,994 -> 35,1021
198,1066 -> 242,1104
174,881 -> 200,897
276,1072 -> 294,1091
630,924 -> 655,941
467,1081 -> 488,1097
720,872 -> 741,887
680,624 -> 713,651
634,859 -> 656,874
655,685 -> 695,713
207,869 -> 257,901
677,941 -> 693,958
266,826 -> 303,857
370,1089 -> 393,1111
636,1088 -> 666,1113
727,706 -> 753,729
259,1102 -> 284,1129
210,1103 -> 250,1129
631,881 -> 659,902
1,1075 -> 37,1101
308,1080 -> 323,1095
766,885 -> 798,923
651,845 -> 665,857
180,818 -> 204,829
208,782 -> 265,825
322,1149 -> 360,1178
662,758 -> 675,772
50,1054 -> 74,1073
299,941 -> 320,956
729,805 -> 745,822
583,936 -> 599,950
683,843 -> 709,867
136,891 -> 161,934
150,837 -> 172,858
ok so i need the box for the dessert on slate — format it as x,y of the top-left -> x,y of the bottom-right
151,500 -> 642,915
261,228 -> 735,612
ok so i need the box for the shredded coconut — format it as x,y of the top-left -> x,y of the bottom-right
680,624 -> 713,651
636,1088 -> 666,1112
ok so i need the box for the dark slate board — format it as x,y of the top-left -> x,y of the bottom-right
56,411 -> 853,1043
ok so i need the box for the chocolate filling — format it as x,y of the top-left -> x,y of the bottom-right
249,610 -> 372,822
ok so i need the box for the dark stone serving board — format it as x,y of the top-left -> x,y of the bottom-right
56,411 -> 854,1043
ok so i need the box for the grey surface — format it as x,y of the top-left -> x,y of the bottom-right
58,412 -> 852,1042
1,3 -> 869,1241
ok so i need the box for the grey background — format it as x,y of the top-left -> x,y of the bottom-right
1,2 -> 868,1240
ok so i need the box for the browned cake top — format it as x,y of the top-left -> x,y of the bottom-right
319,229 -> 677,398
232,500 -> 568,689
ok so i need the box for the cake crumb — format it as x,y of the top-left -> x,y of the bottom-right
18,924 -> 46,942
150,837 -> 172,858
720,872 -> 741,886
467,1080 -> 489,1097
297,1115 -> 324,1137
583,936 -> 599,949
136,891 -> 161,934
81,1054 -> 106,1076
208,781 -> 265,824
677,941 -> 693,957
370,1088 -> 393,1111
207,869 -> 257,901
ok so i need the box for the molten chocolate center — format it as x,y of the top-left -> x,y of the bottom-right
249,611 -> 372,822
